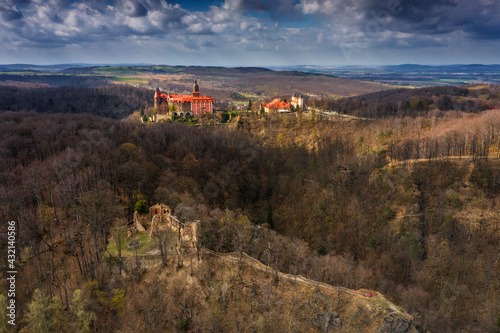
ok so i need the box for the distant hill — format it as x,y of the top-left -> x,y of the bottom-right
0,73 -> 109,87
0,63 -> 154,72
273,64 -> 500,87
61,65 -> 273,76
225,71 -> 391,97
0,64 -> 393,101
89,65 -> 390,99
0,64 -> 89,72
313,84 -> 500,117
382,64 -> 500,73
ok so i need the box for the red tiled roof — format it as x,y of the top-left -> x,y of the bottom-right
156,93 -> 214,103
263,99 -> 291,110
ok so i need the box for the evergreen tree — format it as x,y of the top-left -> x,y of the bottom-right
70,290 -> 95,333
23,289 -> 50,333
134,200 -> 149,214
259,105 -> 265,118
0,294 -> 8,333
23,289 -> 67,333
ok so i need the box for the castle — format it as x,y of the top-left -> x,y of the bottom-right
154,80 -> 214,120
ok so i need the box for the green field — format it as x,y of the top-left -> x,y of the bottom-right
112,76 -> 150,84
107,229 -> 178,257
93,66 -> 186,76
107,232 -> 155,257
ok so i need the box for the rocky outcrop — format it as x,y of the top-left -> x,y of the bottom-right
383,311 -> 415,333
204,249 -> 418,333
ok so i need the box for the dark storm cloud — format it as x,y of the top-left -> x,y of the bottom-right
465,22 -> 500,40
226,0 -> 274,11
229,0 -> 296,12
296,0 -> 500,42
0,5 -> 23,21
5,0 -> 32,5
357,0 -> 500,40
224,0 -> 299,20
119,0 -> 149,17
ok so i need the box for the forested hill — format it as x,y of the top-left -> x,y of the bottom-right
0,110 -> 498,332
311,84 -> 500,117
0,85 -> 152,118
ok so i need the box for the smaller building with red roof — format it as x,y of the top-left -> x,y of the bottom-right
262,99 -> 292,113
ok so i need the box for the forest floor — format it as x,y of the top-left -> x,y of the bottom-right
107,229 -> 179,257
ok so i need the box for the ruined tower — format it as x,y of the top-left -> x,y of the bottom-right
154,87 -> 160,109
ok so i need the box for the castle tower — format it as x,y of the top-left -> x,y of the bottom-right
154,87 -> 160,109
193,80 -> 200,97
291,93 -> 304,109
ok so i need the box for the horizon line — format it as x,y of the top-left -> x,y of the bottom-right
1,63 -> 500,68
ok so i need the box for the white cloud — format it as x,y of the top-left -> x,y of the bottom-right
211,23 -> 227,34
297,0 -> 344,15
188,22 -> 205,34
298,0 -> 321,15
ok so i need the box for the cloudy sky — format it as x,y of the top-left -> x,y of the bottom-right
1,0 -> 499,66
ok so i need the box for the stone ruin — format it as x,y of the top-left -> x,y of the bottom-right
132,203 -> 199,248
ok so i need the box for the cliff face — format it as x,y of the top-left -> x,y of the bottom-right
121,249 -> 418,333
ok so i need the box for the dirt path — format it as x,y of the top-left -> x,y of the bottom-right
386,152 -> 499,168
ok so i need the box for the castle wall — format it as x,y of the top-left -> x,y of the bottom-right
156,114 -> 170,122
171,102 -> 191,114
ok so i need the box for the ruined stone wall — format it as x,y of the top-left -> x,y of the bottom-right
133,211 -> 146,232
136,203 -> 200,248
121,255 -> 163,271
182,221 -> 199,246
